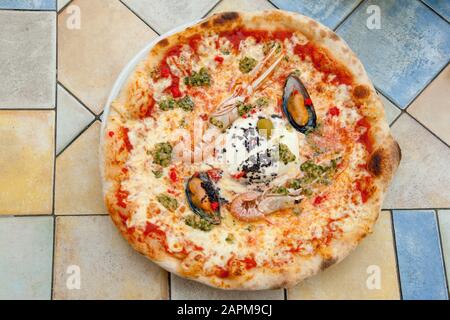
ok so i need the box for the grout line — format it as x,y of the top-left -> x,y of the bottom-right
389,210 -> 403,300
54,213 -> 109,217
56,118 -> 97,157
50,9 -> 59,300
0,8 -> 56,12
267,0 -> 279,9
383,207 -> 450,211
57,81 -> 98,118
0,108 -> 55,111
403,61 -> 449,111
202,0 -> 223,18
420,0 -> 450,24
333,0 -> 365,31
58,0 -> 74,13
435,211 -> 450,297
407,112 -> 450,149
168,273 -> 172,300
118,0 -> 161,36
3,208 -> 450,219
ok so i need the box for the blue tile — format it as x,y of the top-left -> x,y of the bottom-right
0,0 -> 56,10
423,0 -> 450,22
271,0 -> 363,30
337,0 -> 450,108
393,210 -> 448,300
0,217 -> 53,300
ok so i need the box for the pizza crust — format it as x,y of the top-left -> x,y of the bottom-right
101,10 -> 401,290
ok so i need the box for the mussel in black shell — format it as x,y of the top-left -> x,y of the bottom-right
186,172 -> 221,224
282,73 -> 317,134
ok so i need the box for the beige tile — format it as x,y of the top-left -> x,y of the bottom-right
0,11 -> 56,109
58,0 -> 157,114
409,65 -> 450,145
378,92 -> 401,125
0,111 -> 54,215
55,121 -> 106,215
53,215 -> 168,299
209,0 -> 275,15
122,0 -> 219,34
437,210 -> 450,289
57,84 -> 94,154
288,211 -> 400,300
383,114 -> 450,208
171,274 -> 284,300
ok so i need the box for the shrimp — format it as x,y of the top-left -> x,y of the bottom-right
230,191 -> 301,222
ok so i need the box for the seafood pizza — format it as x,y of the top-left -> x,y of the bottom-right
101,11 -> 401,290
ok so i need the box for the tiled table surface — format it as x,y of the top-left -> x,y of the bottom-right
0,0 -> 449,300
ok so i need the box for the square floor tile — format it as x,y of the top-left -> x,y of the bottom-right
437,210 -> 450,291
383,114 -> 450,209
209,0 -> 275,15
122,0 -> 219,34
171,274 -> 284,300
53,215 -> 169,299
56,84 -> 94,154
58,0 -> 157,114
423,0 -> 450,22
0,111 -> 54,215
408,65 -> 450,146
0,0 -> 56,10
0,216 -> 53,300
337,0 -> 450,108
393,210 -> 448,300
0,11 -> 56,108
271,0 -> 362,30
288,211 -> 400,300
55,121 -> 106,215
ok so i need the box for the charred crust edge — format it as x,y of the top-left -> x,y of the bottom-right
213,12 -> 239,25
320,257 -> 338,271
352,84 -> 370,100
368,150 -> 383,177
157,38 -> 169,47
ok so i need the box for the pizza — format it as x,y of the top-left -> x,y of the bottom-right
101,10 -> 401,290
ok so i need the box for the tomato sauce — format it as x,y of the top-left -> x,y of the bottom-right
355,176 -> 373,203
187,34 -> 202,53
294,43 -> 353,85
328,106 -> 340,117
121,127 -> 133,152
219,28 -> 269,50
144,222 -> 166,238
356,117 -> 373,154
116,188 -> 129,209
139,96 -> 155,119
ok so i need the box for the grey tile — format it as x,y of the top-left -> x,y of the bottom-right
122,0 -> 220,34
0,11 -> 56,108
56,84 -> 94,154
378,92 -> 401,125
0,216 -> 53,300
